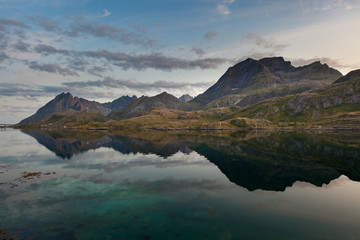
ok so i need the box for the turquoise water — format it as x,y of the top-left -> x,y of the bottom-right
1,129 -> 360,239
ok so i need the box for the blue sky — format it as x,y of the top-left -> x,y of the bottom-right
1,0 -> 360,123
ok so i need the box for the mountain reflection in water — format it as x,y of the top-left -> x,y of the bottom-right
23,129 -> 360,192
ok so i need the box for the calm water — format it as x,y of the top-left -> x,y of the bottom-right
1,129 -> 360,240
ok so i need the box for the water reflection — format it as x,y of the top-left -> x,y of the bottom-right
1,129 -> 360,240
22,129 -> 360,191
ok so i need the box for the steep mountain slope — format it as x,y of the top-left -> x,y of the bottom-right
19,92 -> 112,124
236,69 -> 360,126
193,57 -> 342,108
108,92 -> 183,119
334,69 -> 360,83
102,95 -> 137,111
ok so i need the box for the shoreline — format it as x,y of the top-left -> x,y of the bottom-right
9,125 -> 360,132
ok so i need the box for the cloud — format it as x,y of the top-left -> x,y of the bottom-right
30,16 -> 63,33
130,23 -> 148,34
63,77 -> 212,91
0,32 -> 8,49
217,0 -> 235,16
290,57 -> 351,69
0,104 -> 39,114
87,66 -> 107,77
100,9 -> 111,18
204,30 -> 218,41
0,20 -> 29,55
68,21 -> 156,48
30,15 -> 155,48
217,4 -> 231,15
34,44 -> 229,71
0,18 -> 29,31
246,32 -> 289,51
84,9 -> 112,19
82,50 -> 229,71
12,41 -> 31,52
299,0 -> 356,12
66,57 -> 89,71
28,61 -> 80,76
0,77 -> 211,99
191,47 -> 205,57
0,82 -> 114,100
0,82 -> 62,97
0,52 -> 9,62
34,44 -> 70,55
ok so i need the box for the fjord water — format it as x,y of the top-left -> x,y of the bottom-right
1,129 -> 360,240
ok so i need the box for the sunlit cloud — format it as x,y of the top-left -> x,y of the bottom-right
100,9 -> 111,18
217,4 -> 231,15
216,0 -> 235,16
290,57 -> 350,69
299,0 -> 357,12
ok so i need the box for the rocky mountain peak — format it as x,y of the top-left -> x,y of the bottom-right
55,92 -> 73,100
179,94 -> 194,103
259,57 -> 294,72
19,92 -> 111,124
156,92 -> 180,102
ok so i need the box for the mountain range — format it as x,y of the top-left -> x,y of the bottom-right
17,56 -> 360,129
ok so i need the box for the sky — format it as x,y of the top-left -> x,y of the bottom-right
1,0 -> 360,123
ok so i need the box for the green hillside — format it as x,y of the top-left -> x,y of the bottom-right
234,70 -> 360,127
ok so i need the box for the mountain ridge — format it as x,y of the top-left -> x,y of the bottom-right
108,92 -> 183,120
193,57 -> 342,107
19,92 -> 137,124
103,95 -> 137,111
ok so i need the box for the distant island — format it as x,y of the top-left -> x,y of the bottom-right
15,57 -> 360,131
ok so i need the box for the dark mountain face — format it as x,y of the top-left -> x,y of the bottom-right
102,95 -> 137,111
179,94 -> 194,103
259,57 -> 295,73
109,92 -> 183,119
19,92 -> 112,124
194,57 -> 343,105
